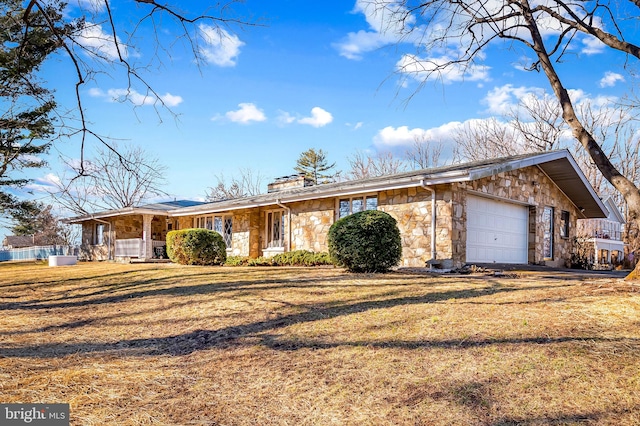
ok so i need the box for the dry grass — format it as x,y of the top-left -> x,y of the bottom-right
0,262 -> 639,425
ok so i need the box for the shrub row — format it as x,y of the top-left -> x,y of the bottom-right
167,211 -> 402,273
224,250 -> 332,267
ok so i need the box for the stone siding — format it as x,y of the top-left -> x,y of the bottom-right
230,209 -> 253,257
288,199 -> 335,253
80,220 -> 112,261
378,187 -> 435,267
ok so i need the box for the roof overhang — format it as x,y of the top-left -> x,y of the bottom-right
462,150 -> 608,219
64,150 -> 608,222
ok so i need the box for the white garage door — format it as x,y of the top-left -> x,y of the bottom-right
466,195 -> 528,264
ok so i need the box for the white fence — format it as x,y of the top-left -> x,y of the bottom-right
115,239 -> 143,258
0,245 -> 79,262
115,239 -> 166,258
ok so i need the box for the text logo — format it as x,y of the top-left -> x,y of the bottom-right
0,404 -> 69,425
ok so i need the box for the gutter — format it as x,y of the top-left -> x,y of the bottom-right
420,179 -> 437,263
276,199 -> 291,252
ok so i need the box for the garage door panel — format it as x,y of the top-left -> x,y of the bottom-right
466,195 -> 528,264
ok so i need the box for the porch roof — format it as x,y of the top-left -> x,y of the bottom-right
64,200 -> 205,224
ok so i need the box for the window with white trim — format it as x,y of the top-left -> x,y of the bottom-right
338,195 -> 378,219
94,224 -> 105,245
266,210 -> 286,248
194,214 -> 233,247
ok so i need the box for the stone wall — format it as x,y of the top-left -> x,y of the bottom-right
378,187 -> 433,267
288,198 -> 335,253
80,220 -> 112,261
230,210 -> 253,257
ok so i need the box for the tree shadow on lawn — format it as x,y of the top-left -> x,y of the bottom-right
0,270 -> 531,311
399,376 -> 639,425
0,282 -> 619,358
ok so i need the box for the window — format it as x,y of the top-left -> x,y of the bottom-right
542,206 -> 554,259
195,214 -> 233,248
94,224 -> 105,245
195,216 -> 214,230
560,210 -> 570,238
266,210 -> 286,248
338,195 -> 378,219
223,217 -> 233,247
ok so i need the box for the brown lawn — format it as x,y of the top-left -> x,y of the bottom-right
0,262 -> 639,425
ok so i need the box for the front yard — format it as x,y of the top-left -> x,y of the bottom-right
0,262 -> 638,425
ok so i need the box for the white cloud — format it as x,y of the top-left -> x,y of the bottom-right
199,25 -> 244,67
24,173 -> 62,194
374,126 -> 428,147
581,35 -> 606,55
599,71 -> 625,88
298,107 -> 333,127
159,93 -> 184,107
397,54 -> 490,85
333,30 -> 391,60
277,111 -> 296,125
77,22 -> 126,61
225,103 -> 266,124
334,0 -> 416,59
89,88 -> 183,107
373,123 -> 464,148
482,84 -> 547,115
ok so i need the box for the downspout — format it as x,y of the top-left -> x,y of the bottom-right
93,218 -> 113,260
276,199 -> 291,252
420,180 -> 437,262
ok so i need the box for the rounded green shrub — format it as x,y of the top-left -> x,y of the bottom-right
328,210 -> 402,273
166,228 -> 227,266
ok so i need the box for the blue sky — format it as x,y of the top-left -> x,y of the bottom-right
3,0 -> 634,241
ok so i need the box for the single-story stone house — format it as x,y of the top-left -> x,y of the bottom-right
67,150 -> 608,268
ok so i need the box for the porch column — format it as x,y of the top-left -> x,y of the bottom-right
142,214 -> 154,260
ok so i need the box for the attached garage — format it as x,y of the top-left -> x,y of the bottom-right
466,195 -> 529,264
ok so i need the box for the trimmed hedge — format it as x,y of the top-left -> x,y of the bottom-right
166,228 -> 227,266
328,210 -> 402,273
271,250 -> 332,266
223,250 -> 332,267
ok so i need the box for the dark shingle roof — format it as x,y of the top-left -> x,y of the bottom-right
3,235 -> 34,248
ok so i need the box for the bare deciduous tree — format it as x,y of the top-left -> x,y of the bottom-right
453,118 -> 519,162
206,168 -> 265,201
348,150 -> 406,180
405,135 -> 443,169
51,144 -> 167,214
508,93 -> 566,153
